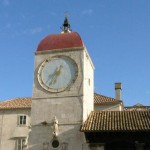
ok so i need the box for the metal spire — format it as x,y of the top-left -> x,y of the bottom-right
61,13 -> 71,33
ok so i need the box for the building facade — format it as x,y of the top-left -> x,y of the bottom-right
0,18 -> 150,150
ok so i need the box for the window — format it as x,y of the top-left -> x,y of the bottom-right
16,138 -> 25,150
18,115 -> 26,125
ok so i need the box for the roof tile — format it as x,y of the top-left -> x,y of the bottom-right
0,98 -> 31,109
0,93 -> 117,109
94,93 -> 117,104
81,111 -> 150,132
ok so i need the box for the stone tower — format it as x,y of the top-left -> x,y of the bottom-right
28,17 -> 94,150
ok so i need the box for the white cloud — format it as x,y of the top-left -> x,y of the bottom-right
81,9 -> 93,16
31,27 -> 43,35
21,27 -> 43,35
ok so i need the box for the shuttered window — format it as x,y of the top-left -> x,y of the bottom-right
18,115 -> 26,125
16,138 -> 25,150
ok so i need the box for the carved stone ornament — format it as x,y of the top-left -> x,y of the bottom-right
53,116 -> 59,137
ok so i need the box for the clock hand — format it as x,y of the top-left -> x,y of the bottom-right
45,70 -> 57,84
49,65 -> 63,85
46,66 -> 61,84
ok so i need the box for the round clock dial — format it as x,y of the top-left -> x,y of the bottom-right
38,56 -> 78,92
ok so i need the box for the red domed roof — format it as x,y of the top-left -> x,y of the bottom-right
37,32 -> 84,51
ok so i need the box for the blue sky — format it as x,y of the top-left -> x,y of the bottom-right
0,0 -> 150,106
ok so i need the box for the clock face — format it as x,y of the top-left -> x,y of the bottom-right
38,56 -> 78,92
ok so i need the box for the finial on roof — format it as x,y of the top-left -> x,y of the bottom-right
61,12 -> 71,33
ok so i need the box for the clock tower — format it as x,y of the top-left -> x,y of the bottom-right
28,17 -> 94,150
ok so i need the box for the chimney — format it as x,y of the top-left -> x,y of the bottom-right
115,83 -> 122,100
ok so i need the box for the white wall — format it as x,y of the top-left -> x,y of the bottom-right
83,49 -> 94,122
0,109 -> 30,150
95,103 -> 123,111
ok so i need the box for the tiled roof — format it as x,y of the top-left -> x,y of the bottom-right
94,93 -> 118,104
0,98 -> 31,109
0,93 -> 117,109
133,103 -> 144,107
81,111 -> 150,132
